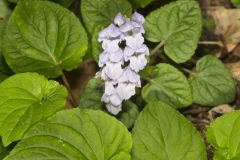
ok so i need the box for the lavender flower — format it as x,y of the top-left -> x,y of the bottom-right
96,12 -> 149,115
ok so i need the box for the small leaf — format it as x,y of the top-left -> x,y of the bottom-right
189,55 -> 236,106
0,72 -> 67,146
132,101 -> 207,160
4,0 -> 88,78
144,0 -> 202,63
117,101 -> 139,129
80,78 -> 105,110
4,108 -> 132,160
142,63 -> 192,109
81,0 -> 132,33
206,110 -> 240,159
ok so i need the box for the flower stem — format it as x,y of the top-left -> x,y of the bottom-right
61,73 -> 79,107
150,41 -> 164,56
182,68 -> 197,76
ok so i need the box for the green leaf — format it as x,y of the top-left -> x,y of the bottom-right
144,0 -> 202,63
117,101 -> 139,129
231,0 -> 240,8
142,63 -> 192,109
0,138 -> 12,160
0,72 -> 67,146
132,101 -> 207,160
0,16 -> 13,77
81,0 -> 132,33
92,25 -> 104,61
206,111 -> 240,160
80,78 -> 105,110
189,55 -> 236,106
8,0 -> 74,7
4,0 -> 88,78
0,0 -> 10,19
4,108 -> 132,160
132,0 -> 155,8
50,0 -> 74,7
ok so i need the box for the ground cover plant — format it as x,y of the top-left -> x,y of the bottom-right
0,0 -> 240,159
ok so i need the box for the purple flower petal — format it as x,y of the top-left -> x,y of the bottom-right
125,33 -> 144,49
118,67 -> 140,84
131,12 -> 145,24
129,54 -> 147,72
104,62 -> 123,80
102,39 -> 120,53
98,24 -> 121,42
117,83 -> 136,100
114,13 -> 126,26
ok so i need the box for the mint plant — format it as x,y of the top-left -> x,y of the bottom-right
0,0 -> 238,159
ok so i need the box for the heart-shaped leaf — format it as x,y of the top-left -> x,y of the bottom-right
132,101 -> 207,160
81,0 -> 132,33
142,63 -> 192,109
0,72 -> 67,146
189,55 -> 236,106
4,108 -> 132,160
144,0 -> 202,63
4,0 -> 88,78
206,111 -> 240,160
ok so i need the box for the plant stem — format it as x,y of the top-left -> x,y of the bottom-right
61,73 -> 78,107
150,41 -> 164,56
182,68 -> 197,76
198,41 -> 224,47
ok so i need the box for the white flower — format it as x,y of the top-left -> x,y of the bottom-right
97,12 -> 148,115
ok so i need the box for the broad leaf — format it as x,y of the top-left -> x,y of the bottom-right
5,108 -> 132,160
142,63 -> 192,109
4,0 -> 88,78
189,55 -> 236,106
81,0 -> 132,33
132,101 -> 207,160
132,0 -> 155,8
0,72 -> 67,146
144,0 -> 202,63
206,111 -> 240,160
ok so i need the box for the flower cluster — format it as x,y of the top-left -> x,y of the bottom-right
96,12 -> 149,115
